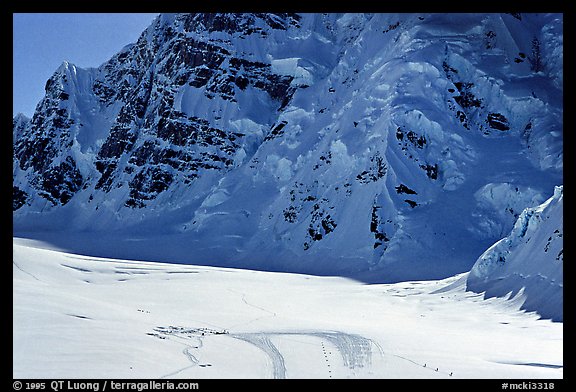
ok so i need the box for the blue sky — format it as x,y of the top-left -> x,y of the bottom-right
13,13 -> 159,117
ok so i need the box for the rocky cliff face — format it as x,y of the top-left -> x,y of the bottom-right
13,13 -> 563,281
14,13 -> 307,212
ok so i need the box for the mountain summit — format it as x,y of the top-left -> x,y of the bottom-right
13,13 -> 562,281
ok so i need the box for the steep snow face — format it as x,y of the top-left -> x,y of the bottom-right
471,183 -> 546,239
13,13 -> 562,280
467,186 -> 563,321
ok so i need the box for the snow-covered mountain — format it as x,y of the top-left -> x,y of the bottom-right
13,13 -> 563,282
467,185 -> 563,321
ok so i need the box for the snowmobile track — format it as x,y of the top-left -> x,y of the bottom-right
230,330 -> 378,378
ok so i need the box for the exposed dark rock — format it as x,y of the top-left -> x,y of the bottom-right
356,153 -> 387,184
125,167 -> 174,208
396,126 -> 427,149
383,21 -> 400,33
13,186 -> 28,211
420,163 -> 438,180
453,82 -> 483,109
39,156 -> 83,205
404,199 -> 418,208
395,184 -> 417,195
506,13 -> 522,20
304,202 -> 337,250
487,112 -> 510,131
456,110 -> 469,129
266,121 -> 288,141
371,204 -> 389,249
485,30 -> 497,49
179,13 -> 301,36
442,61 -> 458,76
283,206 -> 298,223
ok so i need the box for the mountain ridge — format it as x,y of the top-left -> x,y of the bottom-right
13,13 -> 562,283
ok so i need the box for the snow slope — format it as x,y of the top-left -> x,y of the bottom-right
13,239 -> 562,379
467,186 -> 563,321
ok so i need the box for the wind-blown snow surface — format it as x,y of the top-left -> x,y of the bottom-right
13,239 -> 562,379
467,186 -> 563,321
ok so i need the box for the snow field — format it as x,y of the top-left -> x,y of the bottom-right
13,239 -> 562,379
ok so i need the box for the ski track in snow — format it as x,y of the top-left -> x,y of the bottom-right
149,327 -> 215,379
159,348 -> 198,379
231,333 -> 287,379
153,328 -> 379,379
226,288 -> 278,330
232,331 -> 377,379
13,259 -> 40,281
222,288 -> 378,378
309,331 -> 375,370
149,292 -> 378,380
